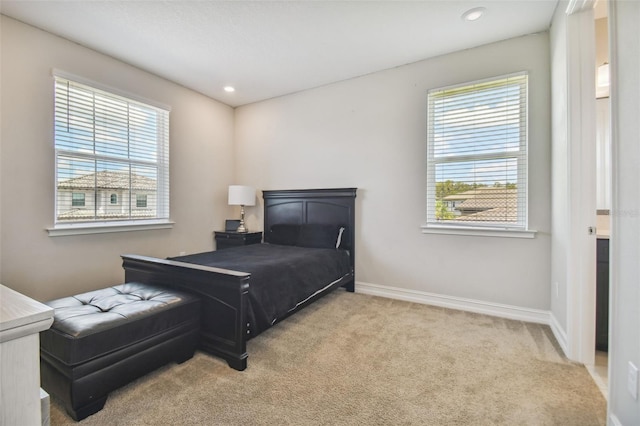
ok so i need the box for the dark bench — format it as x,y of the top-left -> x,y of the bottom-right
39,282 -> 201,421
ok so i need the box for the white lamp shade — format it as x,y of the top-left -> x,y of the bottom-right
228,185 -> 256,206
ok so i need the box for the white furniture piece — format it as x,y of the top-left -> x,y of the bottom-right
1,284 -> 54,426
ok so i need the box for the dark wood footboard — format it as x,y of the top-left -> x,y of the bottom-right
122,188 -> 357,371
121,254 -> 251,371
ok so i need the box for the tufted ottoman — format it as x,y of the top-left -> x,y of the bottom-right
39,282 -> 201,421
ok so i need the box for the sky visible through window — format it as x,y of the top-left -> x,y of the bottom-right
55,83 -> 160,183
431,80 -> 522,186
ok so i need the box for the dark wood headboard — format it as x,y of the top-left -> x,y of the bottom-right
262,188 -> 357,270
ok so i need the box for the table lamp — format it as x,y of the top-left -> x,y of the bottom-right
228,185 -> 256,233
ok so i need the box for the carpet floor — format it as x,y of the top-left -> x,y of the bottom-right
50,291 -> 606,425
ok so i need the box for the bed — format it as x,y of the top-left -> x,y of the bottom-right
121,188 -> 357,371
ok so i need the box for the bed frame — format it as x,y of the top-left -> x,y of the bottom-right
121,188 -> 357,371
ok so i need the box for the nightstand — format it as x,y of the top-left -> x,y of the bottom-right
214,231 -> 262,250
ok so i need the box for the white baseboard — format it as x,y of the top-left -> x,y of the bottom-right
549,312 -> 569,358
609,414 -> 623,426
355,281 -> 550,325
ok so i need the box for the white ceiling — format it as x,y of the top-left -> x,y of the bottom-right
0,0 -> 559,107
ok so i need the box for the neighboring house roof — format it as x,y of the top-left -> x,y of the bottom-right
454,206 -> 518,222
57,170 -> 156,191
442,193 -> 471,201
442,187 -> 518,222
456,188 -> 516,212
57,209 -> 155,220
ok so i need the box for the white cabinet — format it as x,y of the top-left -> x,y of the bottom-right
0,284 -> 54,426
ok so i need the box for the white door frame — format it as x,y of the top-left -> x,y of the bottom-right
564,1 -> 598,366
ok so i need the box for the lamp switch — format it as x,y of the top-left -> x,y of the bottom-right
628,362 -> 638,400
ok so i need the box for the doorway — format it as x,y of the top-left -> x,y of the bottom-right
587,0 -> 610,398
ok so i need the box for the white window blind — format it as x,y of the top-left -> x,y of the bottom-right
426,72 -> 528,230
54,74 -> 170,227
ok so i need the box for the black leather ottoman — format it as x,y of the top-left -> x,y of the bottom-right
40,282 -> 201,421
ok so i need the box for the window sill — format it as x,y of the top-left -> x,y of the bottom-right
47,220 -> 174,237
421,224 -> 536,239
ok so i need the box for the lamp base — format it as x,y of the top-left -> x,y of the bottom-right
236,205 -> 248,233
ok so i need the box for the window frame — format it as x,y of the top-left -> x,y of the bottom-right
422,72 -> 536,238
48,70 -> 173,237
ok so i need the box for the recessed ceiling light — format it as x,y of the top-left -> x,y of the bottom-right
462,7 -> 486,22
224,86 -> 235,93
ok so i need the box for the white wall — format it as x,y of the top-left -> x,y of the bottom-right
0,16 -> 236,301
608,0 -> 640,423
235,33 -> 552,312
549,3 -> 570,335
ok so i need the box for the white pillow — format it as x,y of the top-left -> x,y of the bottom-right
335,227 -> 345,249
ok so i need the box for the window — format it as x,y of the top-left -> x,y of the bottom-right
71,193 -> 85,207
53,72 -> 170,231
425,72 -> 529,233
136,194 -> 147,208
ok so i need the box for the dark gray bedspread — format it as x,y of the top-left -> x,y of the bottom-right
169,244 -> 351,336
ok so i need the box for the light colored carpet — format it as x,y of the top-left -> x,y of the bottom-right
50,291 -> 606,425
